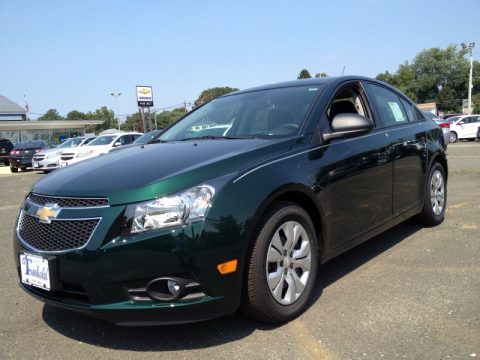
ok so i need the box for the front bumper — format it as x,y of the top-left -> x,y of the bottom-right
32,158 -> 60,171
13,210 -> 243,325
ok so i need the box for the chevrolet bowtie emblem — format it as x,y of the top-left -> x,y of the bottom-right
36,203 -> 61,224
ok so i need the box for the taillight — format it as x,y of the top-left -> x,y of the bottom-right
439,123 -> 450,129
10,150 -> 19,155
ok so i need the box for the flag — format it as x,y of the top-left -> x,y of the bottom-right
24,95 -> 29,112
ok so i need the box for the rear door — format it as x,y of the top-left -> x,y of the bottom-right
363,82 -> 427,217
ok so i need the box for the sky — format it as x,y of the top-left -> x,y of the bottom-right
1,0 -> 479,122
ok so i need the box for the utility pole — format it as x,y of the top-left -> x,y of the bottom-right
110,92 -> 122,130
461,42 -> 475,115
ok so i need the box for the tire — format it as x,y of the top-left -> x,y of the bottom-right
20,167 -> 27,171
10,166 -> 18,173
241,202 -> 319,323
449,131 -> 458,143
3,161 -> 8,166
417,163 -> 447,226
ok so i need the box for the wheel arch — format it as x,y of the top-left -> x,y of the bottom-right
244,184 -> 325,259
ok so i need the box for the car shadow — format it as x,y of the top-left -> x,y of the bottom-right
42,220 -> 422,351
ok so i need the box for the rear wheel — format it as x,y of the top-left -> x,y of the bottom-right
242,202 -> 319,323
449,131 -> 458,143
10,166 -> 18,173
417,163 -> 446,226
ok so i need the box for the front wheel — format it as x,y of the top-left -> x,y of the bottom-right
10,166 -> 18,173
417,163 -> 447,226
242,202 -> 319,323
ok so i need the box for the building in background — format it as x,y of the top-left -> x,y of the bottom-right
0,94 -> 102,144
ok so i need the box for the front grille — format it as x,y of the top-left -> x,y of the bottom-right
33,155 -> 45,161
18,212 -> 100,252
61,153 -> 74,161
28,193 -> 109,208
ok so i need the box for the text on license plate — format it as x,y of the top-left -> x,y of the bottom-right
19,253 -> 51,290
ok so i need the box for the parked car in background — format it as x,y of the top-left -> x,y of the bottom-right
109,130 -> 162,153
448,114 -> 480,142
9,140 -> 49,173
14,76 -> 447,326
32,136 -> 96,172
0,138 -> 14,165
423,111 -> 449,149
60,132 -> 142,166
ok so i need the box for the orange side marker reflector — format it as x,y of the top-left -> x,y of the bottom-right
217,259 -> 238,275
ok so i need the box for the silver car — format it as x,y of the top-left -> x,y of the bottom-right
32,136 -> 96,172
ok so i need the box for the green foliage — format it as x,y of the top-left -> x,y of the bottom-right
376,44 -> 479,112
66,110 -> 87,120
38,108 -> 63,120
84,106 -> 116,132
156,108 -> 185,129
123,112 -> 143,132
297,69 -> 312,79
194,87 -> 239,107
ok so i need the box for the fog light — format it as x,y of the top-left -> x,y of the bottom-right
167,280 -> 181,297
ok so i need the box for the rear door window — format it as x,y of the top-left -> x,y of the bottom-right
366,83 -> 409,127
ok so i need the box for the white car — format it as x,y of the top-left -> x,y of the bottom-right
32,136 -> 96,172
448,115 -> 480,142
60,132 -> 142,166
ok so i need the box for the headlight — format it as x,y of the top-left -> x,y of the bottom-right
46,151 -> 61,159
76,150 -> 93,158
127,185 -> 215,233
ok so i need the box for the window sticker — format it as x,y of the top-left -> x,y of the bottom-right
388,101 -> 406,122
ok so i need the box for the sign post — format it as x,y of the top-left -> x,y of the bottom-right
136,86 -> 154,132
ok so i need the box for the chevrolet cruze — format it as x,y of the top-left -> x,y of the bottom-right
14,76 -> 447,325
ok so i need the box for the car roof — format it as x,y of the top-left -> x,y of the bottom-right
222,76 -> 401,99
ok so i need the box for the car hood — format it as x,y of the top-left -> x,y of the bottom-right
36,148 -> 63,156
32,139 -> 292,205
64,144 -> 111,155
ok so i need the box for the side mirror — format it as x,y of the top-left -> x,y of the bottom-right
458,121 -> 464,125
322,113 -> 374,143
114,141 -> 122,147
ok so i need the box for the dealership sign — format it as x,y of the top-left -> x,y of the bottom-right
136,86 -> 154,107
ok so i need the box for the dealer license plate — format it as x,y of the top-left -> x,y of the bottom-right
19,253 -> 51,291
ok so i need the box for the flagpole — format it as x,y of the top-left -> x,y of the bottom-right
24,94 -> 30,121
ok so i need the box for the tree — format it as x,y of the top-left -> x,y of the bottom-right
297,69 -> 312,79
156,108 -> 185,129
66,110 -> 87,120
37,108 -> 63,120
376,45 -> 480,112
194,87 -> 239,107
85,106 -> 116,132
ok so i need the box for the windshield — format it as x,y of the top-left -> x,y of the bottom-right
160,85 -> 322,141
447,116 -> 461,123
88,135 -> 116,146
14,141 -> 46,149
134,130 -> 161,144
57,137 -> 85,148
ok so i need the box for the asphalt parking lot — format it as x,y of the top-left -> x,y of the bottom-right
0,143 -> 478,360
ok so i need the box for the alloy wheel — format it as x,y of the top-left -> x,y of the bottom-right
430,169 -> 445,215
265,221 -> 312,305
